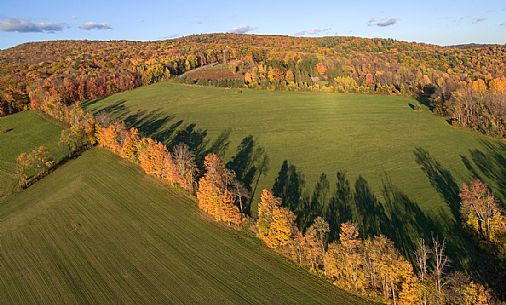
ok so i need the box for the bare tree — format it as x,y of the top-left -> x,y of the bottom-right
415,238 -> 431,305
172,143 -> 198,193
231,179 -> 248,213
432,235 -> 449,304
415,238 -> 430,281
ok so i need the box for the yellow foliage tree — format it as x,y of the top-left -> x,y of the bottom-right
256,189 -> 296,248
196,154 -> 243,226
266,206 -> 295,248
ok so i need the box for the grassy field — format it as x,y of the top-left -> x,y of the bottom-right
0,148 -> 369,304
0,111 -> 67,200
85,81 -> 505,268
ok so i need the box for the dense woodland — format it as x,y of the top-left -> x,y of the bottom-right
0,34 -> 505,137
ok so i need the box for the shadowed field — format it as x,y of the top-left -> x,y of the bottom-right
0,148 -> 369,304
85,81 -> 506,269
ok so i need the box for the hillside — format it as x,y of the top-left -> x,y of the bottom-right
0,147 -> 370,304
86,81 -> 506,270
1,34 -> 505,137
0,111 -> 67,200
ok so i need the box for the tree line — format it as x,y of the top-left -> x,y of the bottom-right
1,35 -> 505,137
13,100 -> 504,303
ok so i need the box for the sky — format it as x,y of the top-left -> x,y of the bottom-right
0,0 -> 505,49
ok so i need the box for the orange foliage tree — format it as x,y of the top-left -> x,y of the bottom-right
196,154 -> 243,226
138,138 -> 178,185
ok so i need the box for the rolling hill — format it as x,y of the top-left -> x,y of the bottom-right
0,146 -> 370,304
85,81 -> 506,269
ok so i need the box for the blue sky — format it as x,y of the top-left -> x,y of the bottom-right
0,0 -> 505,49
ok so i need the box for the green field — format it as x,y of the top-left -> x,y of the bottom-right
85,81 -> 506,268
0,148 -> 368,304
0,111 -> 68,200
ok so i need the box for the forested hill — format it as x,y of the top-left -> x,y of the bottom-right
1,34 -> 505,137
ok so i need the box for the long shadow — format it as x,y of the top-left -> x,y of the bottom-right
468,140 -> 506,205
226,135 -> 269,215
124,110 -> 178,142
91,100 -> 128,116
272,160 -> 306,222
206,128 -> 232,159
326,171 -> 354,241
297,173 -> 330,232
90,102 -> 235,173
414,147 -> 461,220
460,155 -> 482,180
353,175 -> 384,238
415,147 -> 506,296
380,176 -> 441,263
169,123 -> 209,159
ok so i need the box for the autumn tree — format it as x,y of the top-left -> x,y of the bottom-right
256,189 -> 296,248
65,103 -> 98,145
119,127 -> 140,161
324,222 -> 367,292
196,154 -> 244,226
316,63 -> 327,76
445,272 -> 494,305
59,126 -> 86,157
364,235 -> 419,304
415,239 -> 431,305
138,138 -> 178,185
267,205 -> 296,248
16,146 -> 54,189
98,122 -> 122,152
303,216 -> 330,271
459,179 -> 505,242
324,222 -> 419,304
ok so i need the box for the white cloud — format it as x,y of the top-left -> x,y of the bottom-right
0,18 -> 66,33
228,25 -> 257,34
294,28 -> 330,36
368,18 -> 398,27
162,33 -> 179,39
78,21 -> 112,30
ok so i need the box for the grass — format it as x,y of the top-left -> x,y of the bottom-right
0,148 -> 369,304
0,111 -> 67,200
85,81 -> 506,268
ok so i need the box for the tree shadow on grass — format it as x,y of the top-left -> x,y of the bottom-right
206,128 -> 231,159
468,140 -> 506,205
326,171 -> 354,241
87,99 -> 128,116
380,175 -> 441,263
353,175 -> 384,238
226,135 -> 269,215
414,147 -> 461,220
272,160 -> 306,225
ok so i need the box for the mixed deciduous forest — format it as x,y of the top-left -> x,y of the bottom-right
0,34 -> 505,137
1,33 -> 505,304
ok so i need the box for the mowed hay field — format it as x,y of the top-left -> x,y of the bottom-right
0,111 -> 68,200
86,81 -> 506,267
0,148 -> 369,305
